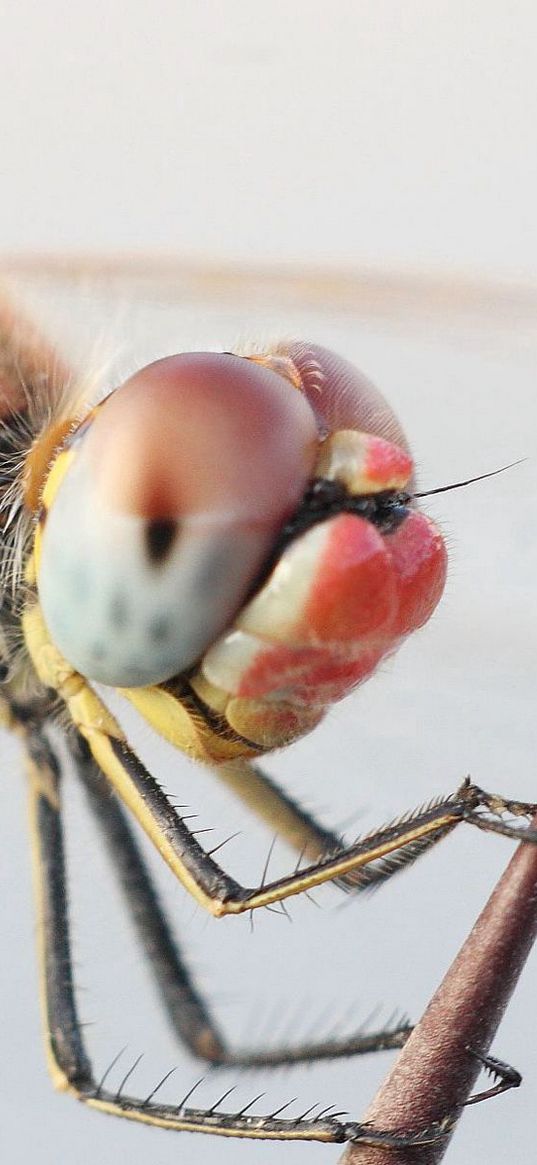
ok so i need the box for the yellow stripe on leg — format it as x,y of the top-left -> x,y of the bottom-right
22,600 -> 218,912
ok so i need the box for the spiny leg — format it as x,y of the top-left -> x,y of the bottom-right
27,730 -> 93,1096
84,709 -> 537,913
119,679 -> 450,889
42,666 -> 537,916
24,602 -> 537,916
70,733 -> 227,1063
71,733 -> 411,1069
119,680 -> 444,890
23,726 -> 413,1143
26,726 -> 353,1141
208,755 -> 447,894
119,678 -> 452,889
68,681 -> 463,914
26,727 -> 521,1147
20,625 -> 457,915
46,677 -> 537,921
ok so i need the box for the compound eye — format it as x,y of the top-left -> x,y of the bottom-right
36,353 -> 318,687
269,342 -> 410,450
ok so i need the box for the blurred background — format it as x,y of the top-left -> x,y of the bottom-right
1,0 -> 537,277
1,5 -> 536,1165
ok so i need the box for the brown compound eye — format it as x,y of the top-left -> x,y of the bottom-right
249,341 -> 410,448
36,352 -> 318,687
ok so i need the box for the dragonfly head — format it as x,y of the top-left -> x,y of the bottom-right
33,344 -> 447,712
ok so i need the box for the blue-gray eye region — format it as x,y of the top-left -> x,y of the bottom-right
109,592 -> 130,629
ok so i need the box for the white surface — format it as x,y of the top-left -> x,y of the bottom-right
0,3 -> 536,278
0,274 -> 536,1165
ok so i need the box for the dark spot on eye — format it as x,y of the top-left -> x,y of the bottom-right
69,563 -> 90,600
91,642 -> 106,660
145,519 -> 178,565
148,615 -> 171,643
110,593 -> 129,628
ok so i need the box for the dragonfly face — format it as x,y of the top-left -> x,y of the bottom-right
32,340 -> 446,748
1,290 -> 533,1150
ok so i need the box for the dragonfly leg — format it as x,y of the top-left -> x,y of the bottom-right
210,756 -> 458,893
20,609 -> 463,914
25,598 -> 537,915
27,727 -> 520,1144
68,681 -> 469,914
29,667 -> 537,920
27,729 -> 95,1098
463,784 -> 537,841
345,1048 -> 524,1149
71,734 -> 227,1062
24,728 -> 404,1143
71,734 -> 412,1069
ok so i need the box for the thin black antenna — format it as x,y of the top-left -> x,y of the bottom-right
413,459 -> 525,500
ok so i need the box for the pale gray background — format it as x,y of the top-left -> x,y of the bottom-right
1,6 -> 536,1165
0,1 -> 537,278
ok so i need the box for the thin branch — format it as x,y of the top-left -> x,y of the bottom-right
339,813 -> 537,1164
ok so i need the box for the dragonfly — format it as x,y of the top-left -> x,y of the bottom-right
1,280 -> 535,1151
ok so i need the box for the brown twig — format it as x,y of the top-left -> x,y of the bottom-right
339,813 -> 537,1164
